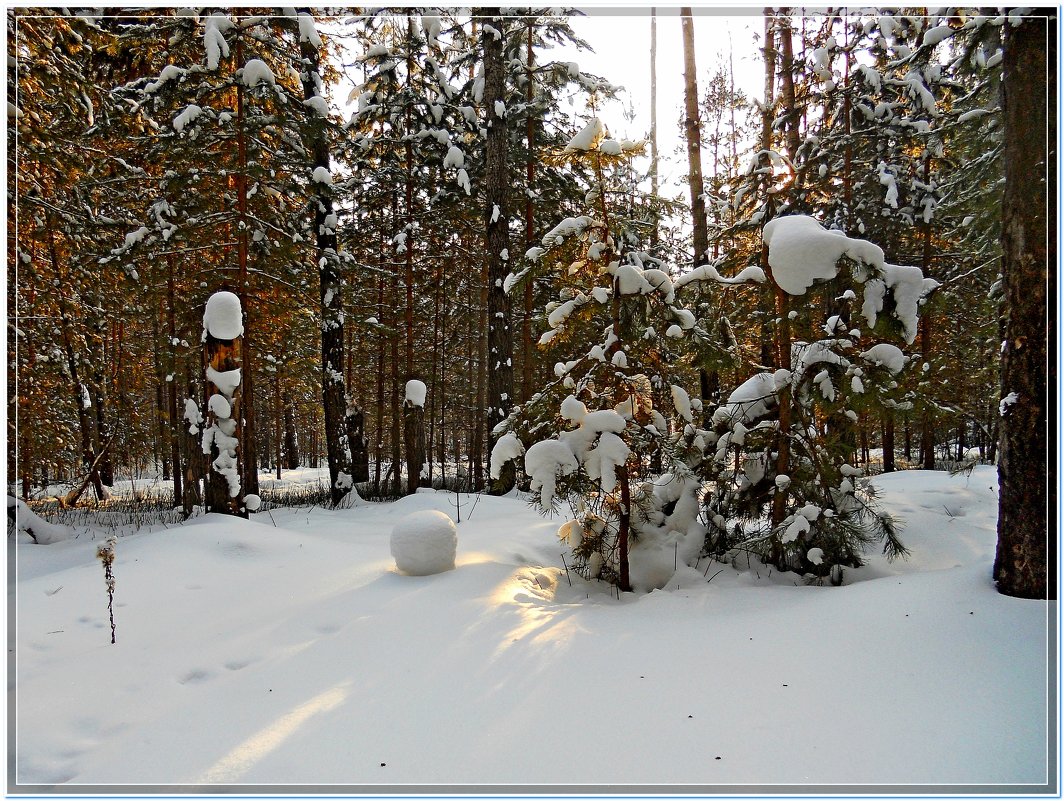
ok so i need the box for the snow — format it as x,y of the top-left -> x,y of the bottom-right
172,104 -> 202,133
243,494 -> 262,512
390,510 -> 457,576
763,215 -> 885,296
404,379 -> 426,408
202,13 -> 233,71
303,96 -> 329,117
523,440 -> 579,509
489,433 -> 524,479
241,59 -> 276,88
443,145 -> 464,169
206,366 -> 241,398
999,391 -> 1019,416
860,343 -> 907,374
203,291 -> 243,340
312,166 -> 332,185
297,12 -> 322,48
11,468 -> 1048,786
670,384 -> 694,423
564,116 -> 604,152
207,393 -> 231,420
713,372 -> 777,426
9,498 -> 74,545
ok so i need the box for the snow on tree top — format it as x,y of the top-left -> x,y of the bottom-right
312,166 -> 332,185
203,13 -> 233,71
203,291 -> 243,340
762,215 -> 885,295
564,117 -> 604,152
241,59 -> 276,88
297,13 -> 322,48
405,379 -> 427,408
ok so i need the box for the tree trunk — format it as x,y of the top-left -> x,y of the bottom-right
166,256 -> 183,507
404,399 -> 425,495
681,8 -> 709,266
283,390 -> 299,470
235,34 -> 258,499
882,413 -> 895,473
650,9 -> 659,251
521,21 -> 536,403
204,328 -> 244,517
298,20 -> 356,506
481,11 -> 515,495
994,14 -> 1052,600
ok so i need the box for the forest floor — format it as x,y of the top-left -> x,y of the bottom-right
11,466 -> 1051,791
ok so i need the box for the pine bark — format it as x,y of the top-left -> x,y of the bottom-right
680,9 -> 709,266
481,11 -> 515,495
994,15 -> 1053,600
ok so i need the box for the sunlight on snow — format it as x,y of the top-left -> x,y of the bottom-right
489,568 -> 578,659
196,681 -> 351,783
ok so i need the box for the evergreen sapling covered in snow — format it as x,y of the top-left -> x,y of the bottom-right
699,215 -> 935,582
493,116 -> 709,592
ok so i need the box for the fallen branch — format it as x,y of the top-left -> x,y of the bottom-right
61,432 -> 117,509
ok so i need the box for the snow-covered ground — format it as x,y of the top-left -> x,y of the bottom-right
11,466 -> 1051,790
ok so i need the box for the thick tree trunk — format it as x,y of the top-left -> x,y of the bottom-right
404,399 -> 425,495
994,14 -> 1053,600
481,11 -> 515,495
299,20 -> 356,506
521,21 -> 536,403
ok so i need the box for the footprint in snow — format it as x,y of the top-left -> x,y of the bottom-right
177,669 -> 213,685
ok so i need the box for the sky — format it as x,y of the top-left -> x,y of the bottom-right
557,9 -> 767,198
331,9 -> 768,206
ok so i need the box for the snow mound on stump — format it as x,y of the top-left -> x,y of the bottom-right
203,291 -> 243,340
390,510 -> 457,576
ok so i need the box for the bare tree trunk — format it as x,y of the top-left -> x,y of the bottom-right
650,9 -> 659,251
994,14 -> 1052,600
882,413 -> 895,473
481,10 -> 515,495
283,390 -> 299,470
235,34 -> 259,498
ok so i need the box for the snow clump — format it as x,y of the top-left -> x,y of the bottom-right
405,379 -> 427,408
390,510 -> 458,576
762,214 -> 885,296
241,59 -> 276,88
203,291 -> 243,340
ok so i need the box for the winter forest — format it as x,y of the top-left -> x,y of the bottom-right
8,6 -> 1054,791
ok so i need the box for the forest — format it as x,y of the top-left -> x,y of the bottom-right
8,6 -> 1050,590
7,6 -> 1054,791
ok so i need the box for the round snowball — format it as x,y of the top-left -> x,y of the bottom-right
390,510 -> 457,576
